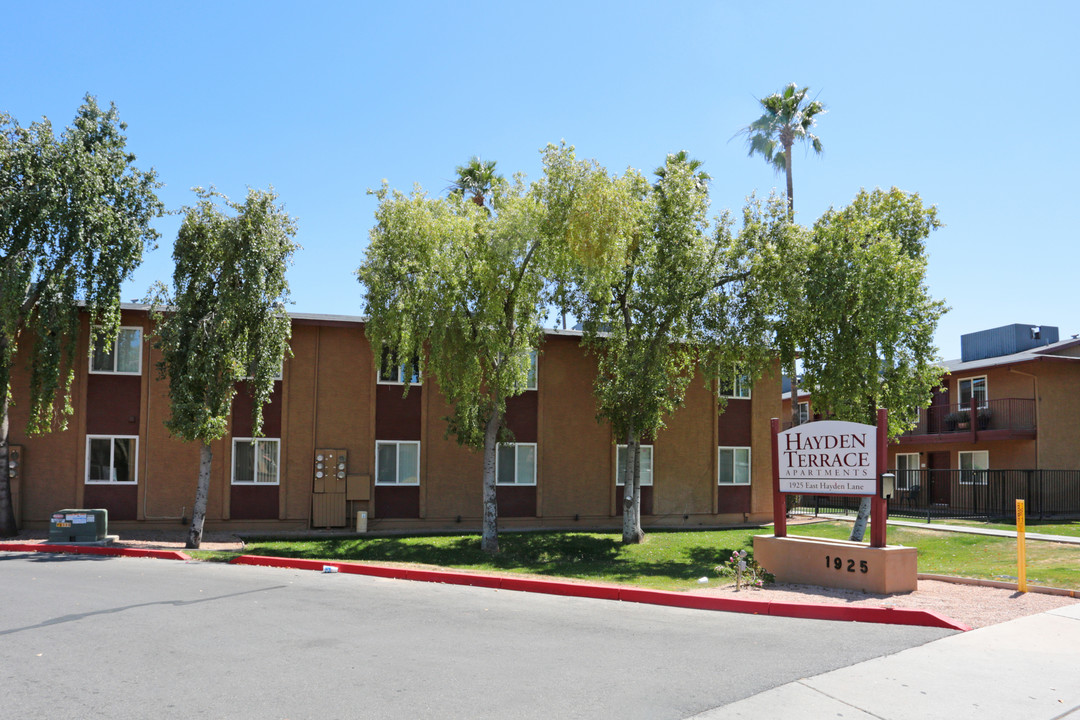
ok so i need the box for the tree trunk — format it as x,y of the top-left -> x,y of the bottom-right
788,358 -> 801,429
849,397 -> 878,542
0,387 -> 16,538
186,442 -> 213,549
622,428 -> 644,544
480,406 -> 501,554
849,496 -> 872,542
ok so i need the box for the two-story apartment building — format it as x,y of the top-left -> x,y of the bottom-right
5,305 -> 781,533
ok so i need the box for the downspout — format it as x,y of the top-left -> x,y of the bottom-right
1009,366 -> 1039,468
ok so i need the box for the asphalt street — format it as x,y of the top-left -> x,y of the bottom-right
0,553 -> 955,719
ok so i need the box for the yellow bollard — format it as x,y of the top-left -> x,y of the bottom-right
1016,499 -> 1027,593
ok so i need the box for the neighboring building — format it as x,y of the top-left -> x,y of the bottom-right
6,306 -> 780,533
780,387 -> 814,426
891,324 -> 1080,508
778,324 -> 1080,516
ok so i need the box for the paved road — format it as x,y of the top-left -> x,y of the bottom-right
0,553 -> 953,719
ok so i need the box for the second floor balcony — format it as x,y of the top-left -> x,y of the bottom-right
898,397 -> 1036,443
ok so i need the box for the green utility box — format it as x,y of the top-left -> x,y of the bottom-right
49,509 -> 108,543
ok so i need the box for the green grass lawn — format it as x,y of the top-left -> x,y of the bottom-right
791,521 -> 1080,590
190,529 -> 763,591
188,522 -> 1080,593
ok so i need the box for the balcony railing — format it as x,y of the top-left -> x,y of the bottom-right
900,397 -> 1035,439
791,469 -> 1080,521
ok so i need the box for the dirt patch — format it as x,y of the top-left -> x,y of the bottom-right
688,578 -> 1077,629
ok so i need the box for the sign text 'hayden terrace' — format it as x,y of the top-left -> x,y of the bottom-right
777,420 -> 878,495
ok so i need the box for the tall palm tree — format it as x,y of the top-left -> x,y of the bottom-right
740,84 -> 824,433
449,156 -> 501,208
741,83 -> 825,217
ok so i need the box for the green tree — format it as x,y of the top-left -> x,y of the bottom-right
151,187 -> 298,549
740,83 -> 826,429
358,167 -> 547,554
538,145 -> 777,543
799,188 -> 946,541
0,96 -> 162,537
449,156 -> 501,208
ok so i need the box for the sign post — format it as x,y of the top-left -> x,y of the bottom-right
770,418 -> 786,538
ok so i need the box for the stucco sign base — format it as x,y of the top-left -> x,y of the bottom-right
753,535 -> 918,594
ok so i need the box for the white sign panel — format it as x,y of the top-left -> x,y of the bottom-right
778,420 -> 877,496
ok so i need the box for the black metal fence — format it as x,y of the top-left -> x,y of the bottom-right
790,469 -> 1080,521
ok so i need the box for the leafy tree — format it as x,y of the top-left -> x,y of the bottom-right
0,96 -> 162,537
538,145 -> 777,543
358,167 -> 547,554
449,156 -> 501,208
799,188 -> 946,541
151,188 -> 297,549
740,83 -> 826,428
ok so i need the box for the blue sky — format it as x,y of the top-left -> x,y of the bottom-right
5,1 -> 1077,360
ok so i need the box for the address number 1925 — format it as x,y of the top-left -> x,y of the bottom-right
825,556 -> 868,573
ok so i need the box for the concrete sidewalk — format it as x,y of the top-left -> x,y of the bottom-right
694,603 -> 1080,719
813,514 -> 1080,545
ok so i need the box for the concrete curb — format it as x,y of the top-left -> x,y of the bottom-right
0,542 -> 190,561
229,554 -> 971,632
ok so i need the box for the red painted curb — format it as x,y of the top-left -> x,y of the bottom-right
0,543 -> 190,561
226,554 -> 969,631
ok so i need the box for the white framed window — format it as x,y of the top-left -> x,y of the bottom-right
244,360 -> 284,381
375,441 -> 420,485
958,450 -> 989,485
718,369 -> 750,398
378,349 -> 421,385
616,444 -> 653,486
231,438 -> 281,485
797,401 -> 810,424
85,435 -> 138,484
958,376 -> 987,410
526,350 -> 538,391
497,442 -> 537,485
90,327 -> 142,374
894,453 -> 920,491
718,446 -> 751,485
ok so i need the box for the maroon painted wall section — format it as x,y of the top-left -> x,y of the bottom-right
717,486 -> 751,514
374,486 -> 420,518
718,400 -> 751,447
86,375 -> 141,436
230,485 -> 280,520
82,484 -> 138,521
232,381 -> 283,438
504,391 -> 538,443
637,486 -> 654,516
496,486 -> 536,517
375,385 -> 422,441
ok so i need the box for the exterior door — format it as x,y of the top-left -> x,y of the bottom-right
928,451 -> 951,504
927,386 -> 950,434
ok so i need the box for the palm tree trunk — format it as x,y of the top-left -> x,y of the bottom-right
480,405 -> 501,554
186,441 -> 213,549
784,144 -> 794,217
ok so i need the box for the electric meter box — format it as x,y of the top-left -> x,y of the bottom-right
49,509 -> 108,543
